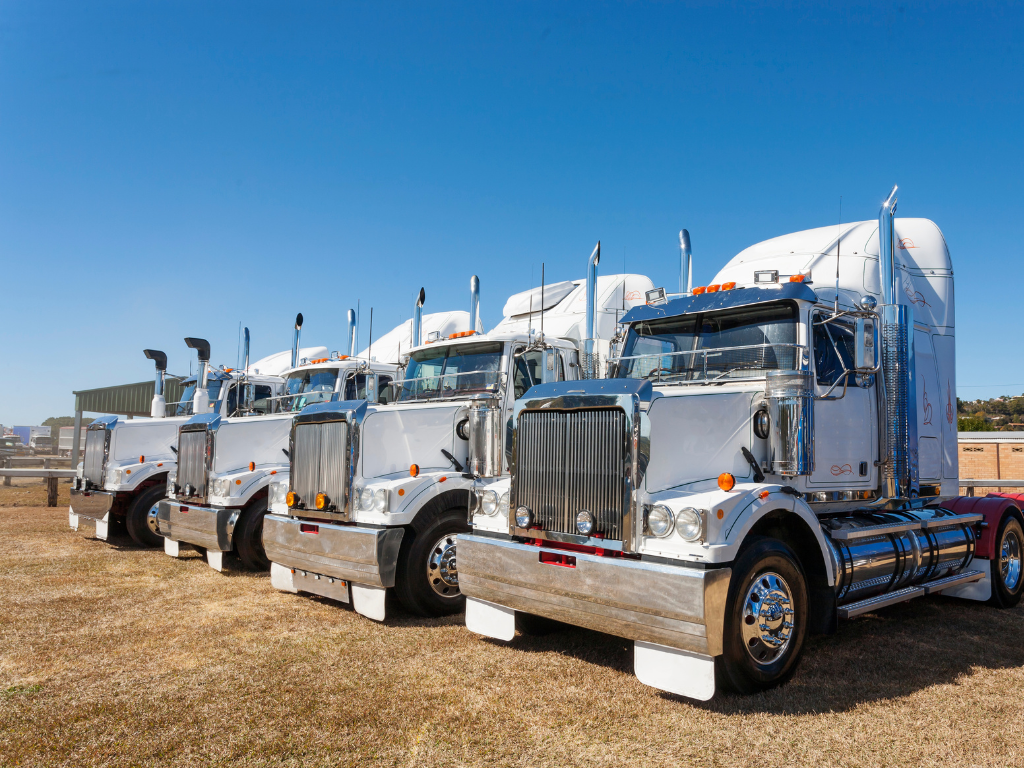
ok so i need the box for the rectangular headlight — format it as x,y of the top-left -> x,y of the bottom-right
269,481 -> 288,507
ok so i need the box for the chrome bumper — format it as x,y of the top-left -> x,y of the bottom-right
156,500 -> 237,552
458,534 -> 731,656
263,514 -> 405,588
69,489 -> 115,522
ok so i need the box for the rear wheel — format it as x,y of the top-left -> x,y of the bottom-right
125,485 -> 166,547
718,537 -> 808,694
989,513 -> 1023,608
235,498 -> 270,570
394,508 -> 469,617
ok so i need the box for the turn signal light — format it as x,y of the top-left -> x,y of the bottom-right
248,461 -> 255,472
789,274 -> 806,283
722,282 -> 736,290
286,491 -> 298,508
139,455 -> 145,463
692,286 -> 707,295
707,284 -> 721,293
410,464 -> 420,478
718,472 -> 736,491
315,492 -> 329,511
449,330 -> 477,339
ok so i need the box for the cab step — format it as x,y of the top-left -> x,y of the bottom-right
919,513 -> 983,530
921,568 -> 985,594
838,568 -> 987,618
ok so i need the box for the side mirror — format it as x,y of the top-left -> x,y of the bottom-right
855,318 -> 877,371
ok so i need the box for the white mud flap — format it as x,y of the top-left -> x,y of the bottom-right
270,562 -> 298,593
351,583 -> 386,621
69,508 -> 79,531
634,641 -> 716,701
164,538 -> 183,558
942,557 -> 992,601
206,550 -> 224,572
95,516 -> 109,541
464,597 -> 515,642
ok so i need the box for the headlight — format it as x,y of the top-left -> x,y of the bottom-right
106,468 -> 123,486
646,504 -> 674,538
575,509 -> 595,535
478,490 -> 498,516
676,507 -> 703,542
166,470 -> 177,497
269,481 -> 288,507
372,489 -> 388,513
497,492 -> 509,518
360,487 -> 374,511
515,506 -> 533,528
210,478 -> 231,498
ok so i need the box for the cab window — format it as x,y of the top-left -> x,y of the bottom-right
513,349 -> 563,400
813,314 -> 856,386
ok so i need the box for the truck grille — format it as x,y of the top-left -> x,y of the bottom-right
83,429 -> 106,486
178,429 -> 210,500
292,421 -> 349,513
516,409 -> 628,541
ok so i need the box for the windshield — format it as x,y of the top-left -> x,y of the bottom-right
398,341 -> 503,400
172,380 -> 225,415
617,302 -> 799,383
281,367 -> 339,411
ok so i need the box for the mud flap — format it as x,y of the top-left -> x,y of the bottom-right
634,641 -> 716,701
465,597 -> 515,642
69,508 -> 79,531
351,583 -> 386,621
164,538 -> 183,558
95,516 -> 109,541
270,562 -> 298,593
942,557 -> 992,601
207,550 -> 224,572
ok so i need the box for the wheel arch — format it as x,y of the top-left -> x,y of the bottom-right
944,494 -> 1023,560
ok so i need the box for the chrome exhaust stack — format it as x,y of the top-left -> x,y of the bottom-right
184,337 -> 211,413
347,309 -> 357,357
291,313 -> 303,369
412,288 -> 426,348
582,242 -> 601,379
143,349 -> 168,418
876,184 -> 919,501
679,229 -> 692,295
470,275 -> 482,333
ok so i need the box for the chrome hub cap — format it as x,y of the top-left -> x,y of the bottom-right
1000,529 -> 1022,591
147,504 -> 161,535
741,572 -> 795,665
427,534 -> 459,598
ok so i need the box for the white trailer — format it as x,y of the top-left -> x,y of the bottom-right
69,335 -> 307,545
263,254 -> 654,621
59,427 -> 89,457
458,186 -> 1023,701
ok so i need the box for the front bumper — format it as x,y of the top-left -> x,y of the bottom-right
157,500 -> 238,552
263,514 -> 405,588
458,534 -> 731,656
69,489 -> 115,522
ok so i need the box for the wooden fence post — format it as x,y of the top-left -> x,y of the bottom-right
3,458 -> 10,487
47,476 -> 58,507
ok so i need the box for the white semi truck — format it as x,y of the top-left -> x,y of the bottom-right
69,335 -> 316,546
458,186 -> 1023,701
263,258 -> 655,621
158,308 -> 469,571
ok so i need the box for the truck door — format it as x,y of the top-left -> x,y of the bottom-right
808,312 -> 877,489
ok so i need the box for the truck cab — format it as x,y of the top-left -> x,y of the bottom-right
263,260 -> 654,621
458,193 -> 1023,701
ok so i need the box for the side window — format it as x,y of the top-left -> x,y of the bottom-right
377,375 -> 393,404
344,374 -> 361,401
814,316 -> 856,386
226,385 -> 239,415
514,350 -> 544,400
253,385 -> 273,414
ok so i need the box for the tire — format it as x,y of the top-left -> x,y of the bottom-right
234,497 -> 270,571
717,537 -> 809,695
393,507 -> 470,617
989,513 -> 1024,608
125,485 -> 166,548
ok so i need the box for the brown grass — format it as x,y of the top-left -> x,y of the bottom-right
1,490 -> 1023,768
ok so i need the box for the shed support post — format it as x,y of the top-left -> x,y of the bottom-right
71,407 -> 83,471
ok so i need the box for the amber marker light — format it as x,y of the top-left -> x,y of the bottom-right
707,284 -> 721,293
248,462 -> 255,472
789,274 -> 806,283
718,472 -> 735,491
398,488 -> 405,497
410,464 -> 420,478
759,490 -> 770,500
235,479 -> 242,485
692,286 -> 707,295
315,493 -> 328,511
139,455 -> 145,463
286,491 -> 298,507
722,282 -> 736,290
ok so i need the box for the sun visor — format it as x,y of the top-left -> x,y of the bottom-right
621,283 -> 817,325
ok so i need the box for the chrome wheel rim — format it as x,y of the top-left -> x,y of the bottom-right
1000,528 -> 1022,591
146,504 -> 161,535
427,534 -> 459,598
741,571 -> 795,665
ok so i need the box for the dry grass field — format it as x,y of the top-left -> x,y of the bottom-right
2,481 -> 1024,767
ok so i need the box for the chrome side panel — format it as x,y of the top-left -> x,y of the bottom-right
263,514 -> 405,588
457,534 -> 730,656
69,488 -> 115,521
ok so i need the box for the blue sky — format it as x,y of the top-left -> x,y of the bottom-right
1,1 -> 1022,424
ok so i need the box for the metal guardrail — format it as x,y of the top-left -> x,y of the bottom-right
958,479 -> 1024,497
0,467 -> 77,507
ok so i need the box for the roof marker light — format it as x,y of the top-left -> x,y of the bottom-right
449,330 -> 477,339
721,282 -> 736,291
707,284 -> 721,293
692,286 -> 707,295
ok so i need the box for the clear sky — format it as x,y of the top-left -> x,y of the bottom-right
1,1 -> 1022,425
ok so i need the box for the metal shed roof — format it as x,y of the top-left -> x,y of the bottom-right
73,377 -> 187,417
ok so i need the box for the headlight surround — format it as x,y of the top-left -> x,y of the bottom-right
497,492 -> 509,519
646,504 -> 675,538
269,481 -> 288,507
478,490 -> 498,516
676,507 -> 703,542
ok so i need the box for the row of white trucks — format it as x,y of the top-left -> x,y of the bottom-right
69,187 -> 1024,700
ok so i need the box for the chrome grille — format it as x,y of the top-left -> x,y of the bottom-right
178,429 -> 210,500
516,409 -> 628,540
83,429 -> 106,486
292,421 -> 349,512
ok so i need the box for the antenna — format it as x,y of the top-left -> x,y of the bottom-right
368,307 -> 373,361
835,196 -> 842,314
356,300 -> 361,355
540,263 -> 545,339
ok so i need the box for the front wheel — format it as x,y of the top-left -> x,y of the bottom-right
393,508 -> 469,617
989,513 -> 1023,608
234,498 -> 270,570
125,485 -> 166,547
717,537 -> 808,695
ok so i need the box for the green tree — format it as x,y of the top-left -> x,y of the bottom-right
42,416 -> 93,429
958,415 -> 994,432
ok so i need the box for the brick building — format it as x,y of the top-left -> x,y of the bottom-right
957,431 -> 1024,495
